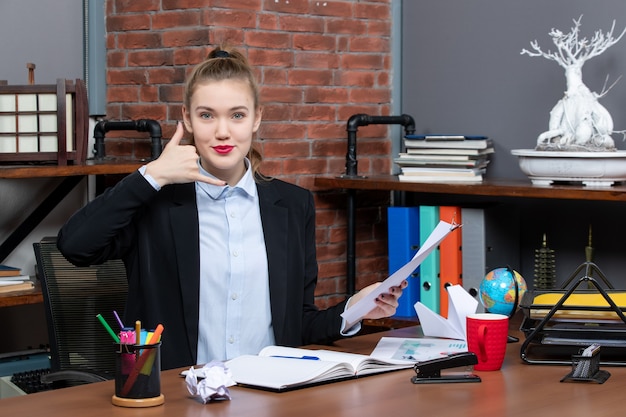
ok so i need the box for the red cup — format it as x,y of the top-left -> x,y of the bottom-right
466,313 -> 509,371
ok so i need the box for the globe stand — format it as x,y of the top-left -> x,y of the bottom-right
507,276 -> 520,343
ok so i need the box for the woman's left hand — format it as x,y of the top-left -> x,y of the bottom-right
347,280 -> 409,320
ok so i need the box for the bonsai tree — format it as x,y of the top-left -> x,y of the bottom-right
521,16 -> 626,151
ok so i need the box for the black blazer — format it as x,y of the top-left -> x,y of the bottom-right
57,171 -> 347,370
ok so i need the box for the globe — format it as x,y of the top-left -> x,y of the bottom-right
479,268 -> 527,316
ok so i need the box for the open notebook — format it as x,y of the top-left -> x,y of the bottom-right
223,345 -> 413,391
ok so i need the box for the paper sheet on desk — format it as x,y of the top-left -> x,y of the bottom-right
414,285 -> 478,340
341,220 -> 458,327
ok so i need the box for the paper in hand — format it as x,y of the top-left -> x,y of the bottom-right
341,220 -> 458,327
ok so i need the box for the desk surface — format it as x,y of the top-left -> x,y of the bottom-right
2,325 -> 625,417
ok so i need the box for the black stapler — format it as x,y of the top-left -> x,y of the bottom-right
411,352 -> 481,384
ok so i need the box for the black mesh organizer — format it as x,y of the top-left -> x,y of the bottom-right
519,260 -> 626,367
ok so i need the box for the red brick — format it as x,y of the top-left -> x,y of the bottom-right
245,31 -> 291,49
261,68 -> 288,84
107,14 -> 151,32
107,69 -> 148,85
326,19 -> 367,35
337,70 -> 375,87
295,52 -> 340,70
117,32 -> 162,49
162,0 -> 207,10
304,87 -> 348,103
283,158 -> 327,175
211,0 -> 261,10
310,1 -> 353,17
162,29 -> 210,47
152,10 -> 201,29
264,0 -> 308,14
292,105 -> 336,122
288,69 -> 333,86
341,54 -> 386,70
128,50 -> 174,67
279,15 -> 325,33
349,88 -> 391,104
114,0 -> 159,13
349,36 -> 390,53
293,34 -> 336,51
107,52 -> 127,67
306,123 -> 345,140
121,104 -> 168,121
159,85 -> 183,103
258,13 -> 279,30
355,3 -> 390,20
262,141 -> 311,158
107,86 -> 139,103
210,10 -> 257,28
147,67 -> 186,84
248,49 -> 294,67
260,86 -> 302,104
140,86 -> 159,102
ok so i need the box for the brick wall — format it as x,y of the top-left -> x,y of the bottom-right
104,0 -> 394,307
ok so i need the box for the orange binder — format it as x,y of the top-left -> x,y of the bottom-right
438,206 -> 462,318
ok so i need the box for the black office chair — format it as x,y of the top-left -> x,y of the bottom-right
33,236 -> 128,387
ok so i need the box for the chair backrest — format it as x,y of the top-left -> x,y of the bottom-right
34,237 -> 128,380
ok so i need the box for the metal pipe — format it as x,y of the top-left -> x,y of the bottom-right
344,114 -> 416,178
341,114 -> 416,294
93,119 -> 163,160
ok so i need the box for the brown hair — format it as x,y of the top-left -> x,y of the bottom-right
183,46 -> 265,179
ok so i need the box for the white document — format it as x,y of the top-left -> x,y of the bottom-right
341,220 -> 459,328
414,284 -> 478,340
370,337 -> 468,363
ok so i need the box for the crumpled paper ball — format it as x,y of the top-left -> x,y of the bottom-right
185,361 -> 236,403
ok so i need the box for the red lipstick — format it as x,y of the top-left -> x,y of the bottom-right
214,145 -> 234,154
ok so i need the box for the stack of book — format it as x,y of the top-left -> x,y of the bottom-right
0,265 -> 34,294
394,135 -> 494,183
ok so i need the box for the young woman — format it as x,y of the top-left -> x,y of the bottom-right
57,47 -> 406,370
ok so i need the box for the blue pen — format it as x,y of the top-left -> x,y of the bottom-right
271,355 -> 320,360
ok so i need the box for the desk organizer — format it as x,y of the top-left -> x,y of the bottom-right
519,262 -> 626,366
0,79 -> 88,165
560,347 -> 611,383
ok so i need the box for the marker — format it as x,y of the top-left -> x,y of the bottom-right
135,320 -> 141,346
113,310 -> 124,329
147,323 -> 164,344
96,314 -> 120,343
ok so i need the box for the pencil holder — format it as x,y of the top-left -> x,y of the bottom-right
112,342 -> 165,407
560,347 -> 610,384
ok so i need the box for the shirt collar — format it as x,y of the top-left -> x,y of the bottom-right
196,158 -> 257,200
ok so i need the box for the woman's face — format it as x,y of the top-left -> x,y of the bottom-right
182,78 -> 261,185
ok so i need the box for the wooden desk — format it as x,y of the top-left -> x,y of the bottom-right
2,325 -> 624,417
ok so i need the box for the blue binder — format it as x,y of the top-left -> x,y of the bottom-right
387,207 -> 420,318
419,205 -> 440,313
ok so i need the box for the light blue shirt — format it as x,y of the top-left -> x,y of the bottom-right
194,160 -> 274,363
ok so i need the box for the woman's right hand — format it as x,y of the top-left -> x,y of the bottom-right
144,122 -> 226,187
